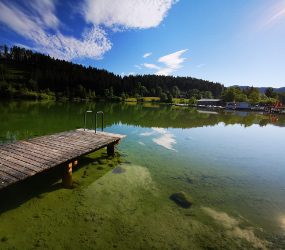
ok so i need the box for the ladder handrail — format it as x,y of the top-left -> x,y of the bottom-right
95,111 -> 104,134
84,111 -> 93,131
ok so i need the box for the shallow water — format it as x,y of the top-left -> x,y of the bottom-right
0,101 -> 285,249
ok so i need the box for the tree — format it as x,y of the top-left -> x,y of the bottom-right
121,92 -> 126,101
92,90 -> 96,98
167,91 -> 173,103
109,87 -> 114,98
138,85 -> 148,97
156,86 -> 162,97
219,87 -> 237,102
172,86 -> 180,98
279,92 -> 285,104
27,79 -> 38,92
76,85 -> 86,98
160,93 -> 167,102
4,45 -> 8,58
219,86 -> 248,102
265,87 -> 276,98
260,94 -> 268,101
248,92 -> 260,104
104,89 -> 110,98
202,91 -> 213,99
189,96 -> 197,105
187,89 -> 202,99
134,93 -> 140,101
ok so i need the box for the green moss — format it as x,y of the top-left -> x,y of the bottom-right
99,159 -> 108,165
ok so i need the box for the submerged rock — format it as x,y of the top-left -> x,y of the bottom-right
186,177 -> 194,184
112,166 -> 126,174
1,235 -> 11,242
170,191 -> 193,208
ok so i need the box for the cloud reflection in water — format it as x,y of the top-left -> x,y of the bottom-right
140,127 -> 177,151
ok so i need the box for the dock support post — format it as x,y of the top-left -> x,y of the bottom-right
62,160 -> 78,188
107,140 -> 120,156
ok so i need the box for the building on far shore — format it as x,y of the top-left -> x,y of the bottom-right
197,99 -> 222,106
226,102 -> 251,109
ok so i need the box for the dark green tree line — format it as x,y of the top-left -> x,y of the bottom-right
0,45 -> 225,99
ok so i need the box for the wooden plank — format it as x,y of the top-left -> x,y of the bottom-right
27,140 -> 94,163
5,143 -> 62,162
0,148 -> 48,170
0,179 -> 9,189
41,133 -> 105,147
0,154 -> 44,172
0,158 -> 36,175
44,131 -> 116,147
77,129 -> 127,139
29,136 -> 84,151
0,171 -> 19,185
36,137 -> 107,154
55,134 -> 118,150
20,141 -> 76,159
1,144 -> 58,166
26,140 -> 78,157
31,137 -> 92,152
0,163 -> 29,180
4,143 -> 59,164
29,138 -> 81,152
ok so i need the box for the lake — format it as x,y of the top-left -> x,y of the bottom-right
0,100 -> 284,249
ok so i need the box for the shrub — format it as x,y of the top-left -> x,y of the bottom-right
38,93 -> 49,100
20,91 -> 38,100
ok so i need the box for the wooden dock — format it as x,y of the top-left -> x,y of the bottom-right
0,129 -> 126,189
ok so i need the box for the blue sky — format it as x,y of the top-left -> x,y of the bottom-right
0,0 -> 284,88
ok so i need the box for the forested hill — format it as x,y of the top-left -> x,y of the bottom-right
232,85 -> 285,94
0,45 -> 224,99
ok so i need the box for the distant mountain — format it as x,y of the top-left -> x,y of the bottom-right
231,85 -> 285,94
258,87 -> 285,94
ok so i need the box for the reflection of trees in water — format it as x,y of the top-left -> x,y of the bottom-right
0,101 -> 285,142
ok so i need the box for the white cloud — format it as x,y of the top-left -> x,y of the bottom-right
121,72 -> 125,77
135,65 -> 141,69
143,52 -> 152,58
83,0 -> 178,30
155,49 -> 188,76
155,67 -> 175,76
0,0 -> 178,62
0,1 -> 112,61
158,49 -> 188,69
28,0 -> 59,29
197,64 -> 206,68
142,63 -> 161,70
129,72 -> 135,75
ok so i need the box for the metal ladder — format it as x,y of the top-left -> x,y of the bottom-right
84,111 -> 104,133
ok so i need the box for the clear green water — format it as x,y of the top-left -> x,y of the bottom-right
0,101 -> 285,249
